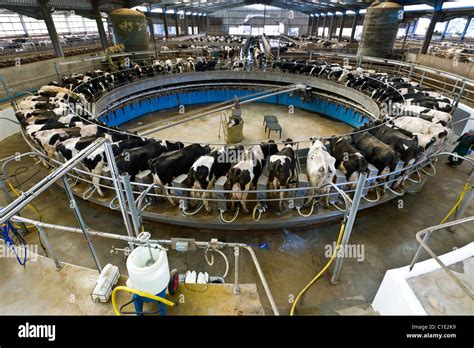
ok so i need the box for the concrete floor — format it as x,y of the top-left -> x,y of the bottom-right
122,103 -> 353,145
0,254 -> 264,315
408,257 -> 474,315
0,104 -> 473,315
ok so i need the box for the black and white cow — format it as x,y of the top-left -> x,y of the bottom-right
329,137 -> 368,183
391,116 -> 449,151
115,140 -> 184,180
267,139 -> 296,210
148,144 -> 211,205
186,145 -> 244,212
33,125 -> 104,157
224,142 -> 278,213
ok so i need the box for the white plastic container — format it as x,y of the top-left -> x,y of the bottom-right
126,246 -> 170,295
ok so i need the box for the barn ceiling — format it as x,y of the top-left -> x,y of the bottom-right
0,0 -> 471,19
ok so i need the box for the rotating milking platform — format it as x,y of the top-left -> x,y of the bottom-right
16,69 -> 450,230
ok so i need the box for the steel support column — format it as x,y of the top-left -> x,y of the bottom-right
38,0 -> 63,57
420,0 -> 444,54
331,172 -> 367,284
338,14 -> 346,42
313,16 -> 320,36
350,11 -> 359,43
147,5 -> 156,50
174,12 -> 180,36
92,0 -> 108,49
308,16 -> 313,36
184,14 -> 189,35
461,17 -> 471,42
162,10 -> 169,39
36,225 -> 63,271
62,176 -> 102,273
321,16 -> 327,39
191,15 -> 196,34
441,20 -> 450,39
329,15 -> 335,39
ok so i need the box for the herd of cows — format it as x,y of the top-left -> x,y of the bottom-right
15,55 -> 453,216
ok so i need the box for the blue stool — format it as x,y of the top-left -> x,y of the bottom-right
132,289 -> 167,316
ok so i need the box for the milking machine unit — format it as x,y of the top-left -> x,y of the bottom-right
110,232 -> 228,316
111,232 -> 179,316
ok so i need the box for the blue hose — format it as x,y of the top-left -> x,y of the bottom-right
0,221 -> 28,266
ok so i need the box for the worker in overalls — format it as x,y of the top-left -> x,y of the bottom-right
447,130 -> 474,167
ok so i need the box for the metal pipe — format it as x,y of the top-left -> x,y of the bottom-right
408,230 -> 432,271
234,246 -> 240,295
331,172 -> 368,284
243,246 -> 280,315
62,176 -> 102,273
411,216 -> 474,300
103,142 -> 135,240
122,174 -> 141,237
36,225 -> 63,271
0,138 -> 109,225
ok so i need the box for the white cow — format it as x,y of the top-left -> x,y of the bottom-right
306,139 -> 336,206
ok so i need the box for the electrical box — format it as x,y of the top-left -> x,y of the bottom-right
214,176 -> 228,212
135,170 -> 157,206
386,160 -> 405,189
363,164 -> 379,197
172,174 -> 189,211
257,175 -> 268,202
171,238 -> 197,251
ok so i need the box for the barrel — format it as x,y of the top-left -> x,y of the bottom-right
126,246 -> 170,295
357,2 -> 403,58
109,8 -> 149,52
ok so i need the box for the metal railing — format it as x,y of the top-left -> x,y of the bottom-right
408,215 -> 474,301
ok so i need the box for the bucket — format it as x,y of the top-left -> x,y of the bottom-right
126,246 -> 170,295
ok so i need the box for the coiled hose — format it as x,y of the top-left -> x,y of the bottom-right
204,247 -> 229,278
220,206 -> 240,223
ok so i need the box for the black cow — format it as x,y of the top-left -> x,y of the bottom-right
351,131 -> 401,176
148,143 -> 211,205
115,140 -> 184,180
329,137 -> 368,183
364,122 -> 422,165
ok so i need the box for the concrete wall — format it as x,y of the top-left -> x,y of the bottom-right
406,53 -> 474,80
0,52 -> 106,102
